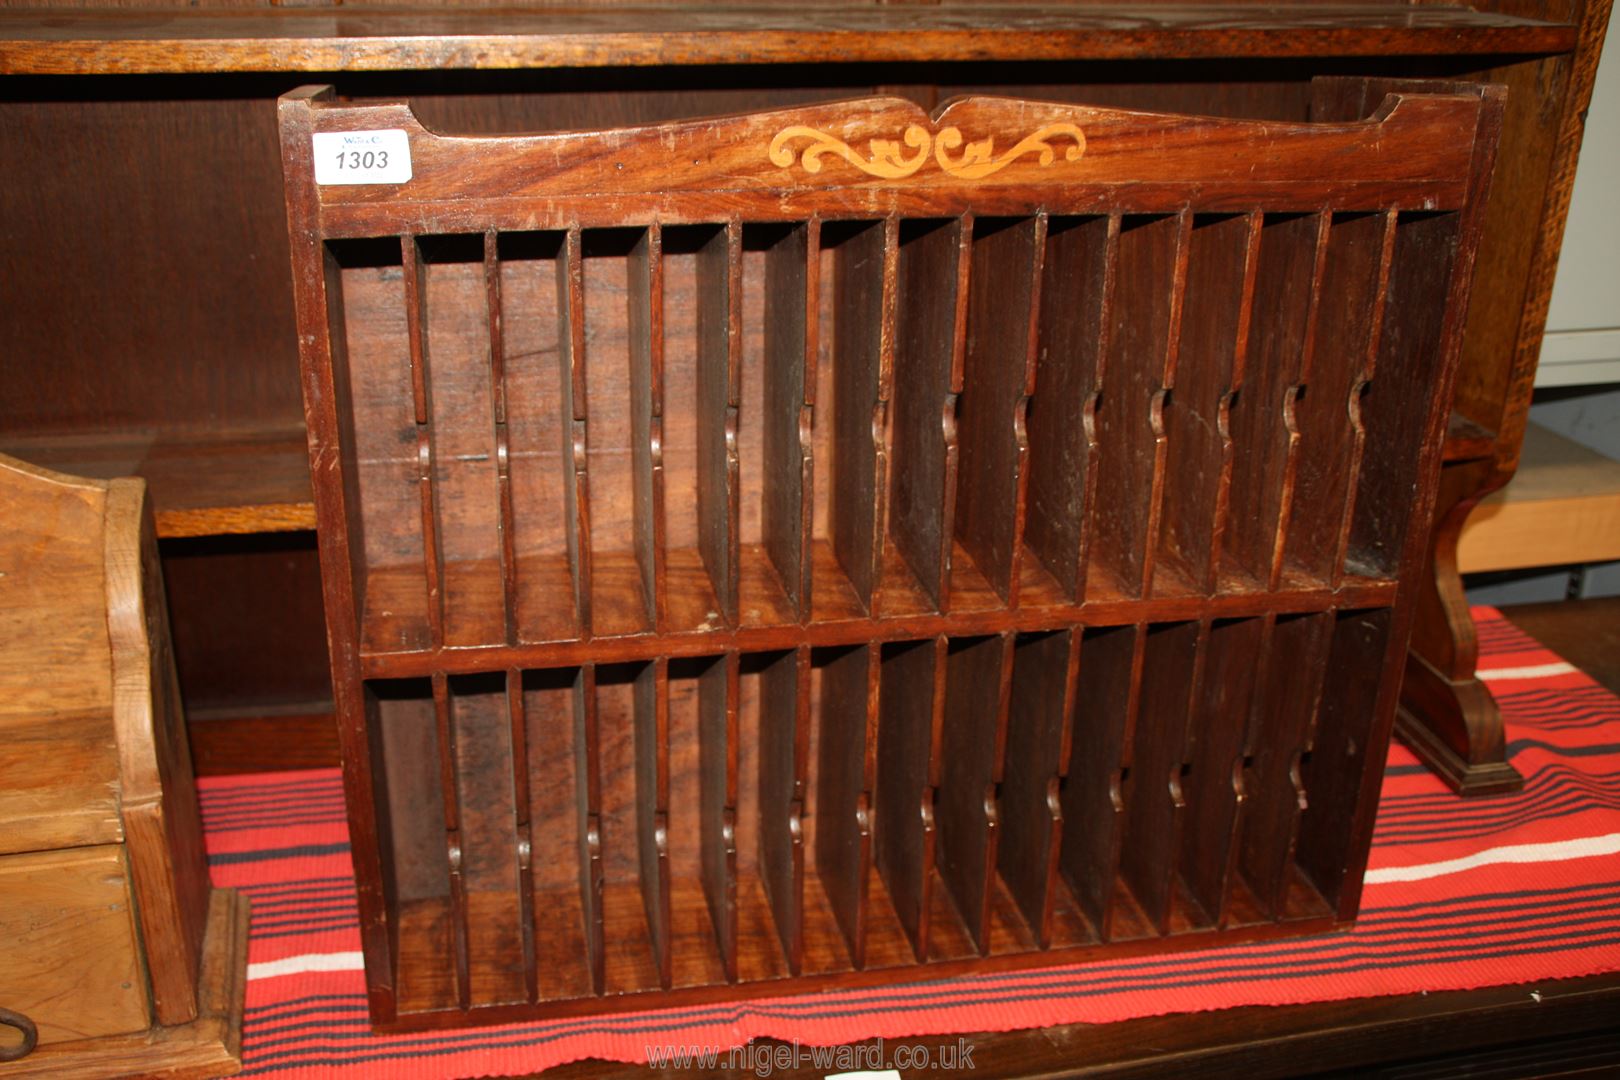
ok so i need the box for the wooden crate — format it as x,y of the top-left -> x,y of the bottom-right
279,81 -> 1501,1030
0,455 -> 247,1077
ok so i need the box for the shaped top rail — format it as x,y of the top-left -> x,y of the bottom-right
279,88 -> 1500,237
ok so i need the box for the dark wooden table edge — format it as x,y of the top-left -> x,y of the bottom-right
534,971 -> 1620,1077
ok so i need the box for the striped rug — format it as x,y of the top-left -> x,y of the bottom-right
207,607 -> 1620,1077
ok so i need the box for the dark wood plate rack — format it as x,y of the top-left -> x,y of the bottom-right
281,81 -> 1501,1030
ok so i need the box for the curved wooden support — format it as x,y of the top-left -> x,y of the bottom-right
1397,459 -> 1523,797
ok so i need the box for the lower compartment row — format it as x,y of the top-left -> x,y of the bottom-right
366,607 -> 1394,1013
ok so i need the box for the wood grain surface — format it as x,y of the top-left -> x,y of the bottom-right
0,5 -> 1577,76
0,845 -> 149,1045
0,456 -> 122,855
281,82 -> 1503,1029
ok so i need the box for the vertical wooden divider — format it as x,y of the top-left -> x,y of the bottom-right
999,628 -> 1080,947
957,215 -> 1046,606
891,218 -> 970,611
1295,609 -> 1395,910
1141,212 -> 1193,596
633,658 -> 672,988
759,646 -> 809,973
1331,213 -> 1399,585
1210,214 -> 1264,593
1177,618 -> 1262,929
1345,212 -> 1463,578
1287,212 -> 1397,586
1060,624 -> 1145,941
697,222 -> 743,626
430,673 -> 471,1007
1027,215 -> 1116,602
699,651 -> 741,981
629,225 -> 666,630
484,233 -> 519,644
505,668 -> 538,1001
936,632 -> 1016,953
762,221 -> 819,622
1222,212 -> 1326,591
829,219 -> 898,613
1238,613 -> 1332,919
815,644 -> 879,968
875,635 -> 945,960
1266,213 -> 1333,590
1090,214 -> 1186,600
1158,213 -> 1259,595
402,235 -> 445,646
1118,620 -> 1201,934
574,664 -> 606,993
555,227 -> 593,636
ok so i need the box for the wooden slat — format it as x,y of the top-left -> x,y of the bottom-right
999,628 -> 1080,947
446,673 -> 526,1006
1345,211 -> 1463,577
1010,216 -> 1049,609
1297,609 -> 1394,911
814,643 -> 879,968
629,225 -> 666,630
1334,212 -> 1400,585
1237,613 -> 1332,919
1177,618 -> 1263,929
874,636 -> 944,961
1078,215 -> 1127,602
556,227 -> 592,636
430,673 -> 471,1008
1059,624 -> 1144,941
1204,213 -> 1264,595
697,222 -> 743,626
574,664 -> 605,994
1027,215 -> 1117,602
403,236 -> 446,647
892,217 -> 970,611
936,632 -> 1016,952
1118,620 -> 1201,934
1267,212 -> 1334,590
485,233 -> 519,644
699,650 -> 741,981
1221,213 -> 1324,590
1091,213 -> 1188,600
1283,209 -> 1399,586
758,646 -> 809,973
506,669 -> 538,1001
762,220 -> 818,622
1156,213 -> 1254,594
957,216 -> 1046,604
1142,211 -> 1194,595
829,219 -> 898,613
633,658 -> 672,988
0,7 -> 1575,75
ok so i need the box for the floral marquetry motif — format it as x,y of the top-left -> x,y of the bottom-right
769,122 -> 1087,180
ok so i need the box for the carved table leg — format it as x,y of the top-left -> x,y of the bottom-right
1398,459 -> 1524,796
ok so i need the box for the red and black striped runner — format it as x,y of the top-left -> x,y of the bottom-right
204,607 -> 1620,1077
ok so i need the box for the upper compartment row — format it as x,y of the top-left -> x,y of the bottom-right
332,207 -> 1454,658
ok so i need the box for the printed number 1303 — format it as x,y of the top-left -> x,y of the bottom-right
336,149 -> 389,171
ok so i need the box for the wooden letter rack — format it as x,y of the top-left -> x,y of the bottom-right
279,81 -> 1503,1030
